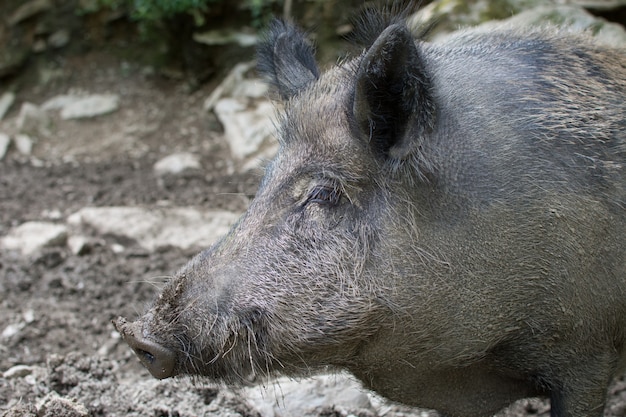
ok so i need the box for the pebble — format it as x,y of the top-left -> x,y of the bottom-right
8,0 -> 53,26
23,309 -> 35,323
1,221 -> 68,255
14,133 -> 34,155
37,392 -> 89,417
0,132 -> 10,159
41,94 -> 78,111
214,98 -> 278,168
48,29 -> 70,49
0,46 -> 29,79
16,102 -> 50,137
67,235 -> 91,255
2,323 -> 24,339
0,92 -> 16,120
60,94 -> 120,119
3,365 -> 34,379
244,373 -> 373,417
153,152 -> 201,175
68,206 -> 240,251
203,61 -> 267,112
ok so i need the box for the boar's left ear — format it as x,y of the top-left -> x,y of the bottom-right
353,24 -> 435,163
257,19 -> 320,100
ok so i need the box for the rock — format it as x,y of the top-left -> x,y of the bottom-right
563,0 -> 626,9
23,309 -> 35,323
41,94 -> 78,111
14,134 -> 34,155
0,45 -> 30,79
68,206 -> 241,251
494,5 -> 626,47
193,29 -> 257,47
409,0 -> 626,44
41,209 -> 63,220
110,243 -> 125,253
0,132 -> 10,160
0,92 -> 16,120
214,98 -> 278,170
16,102 -> 50,137
153,152 -> 202,175
60,94 -> 120,119
8,0 -> 53,26
2,403 -> 37,417
32,39 -> 47,54
244,373 -> 373,417
48,29 -> 71,49
3,365 -> 34,379
203,61 -> 268,112
2,323 -> 25,339
203,61 -> 273,170
1,221 -> 68,256
37,392 -> 88,417
67,235 -> 92,255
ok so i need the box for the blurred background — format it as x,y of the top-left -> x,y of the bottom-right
1,0 -> 625,89
1,1 -> 626,417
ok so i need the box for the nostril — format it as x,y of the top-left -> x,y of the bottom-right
136,348 -> 155,364
128,339 -> 176,379
113,317 -> 177,379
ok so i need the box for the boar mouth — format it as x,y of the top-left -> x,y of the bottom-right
114,309 -> 275,383
113,317 -> 178,379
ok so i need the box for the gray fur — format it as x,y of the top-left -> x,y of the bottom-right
115,14 -> 626,417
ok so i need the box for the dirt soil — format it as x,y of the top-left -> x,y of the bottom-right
2,47 -> 626,417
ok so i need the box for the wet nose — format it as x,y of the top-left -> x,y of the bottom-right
113,317 -> 177,379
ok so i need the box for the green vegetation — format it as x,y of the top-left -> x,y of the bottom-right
86,0 -> 281,27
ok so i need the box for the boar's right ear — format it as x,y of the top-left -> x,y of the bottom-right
353,24 -> 435,166
257,19 -> 320,100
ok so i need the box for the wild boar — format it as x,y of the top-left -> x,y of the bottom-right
114,9 -> 626,417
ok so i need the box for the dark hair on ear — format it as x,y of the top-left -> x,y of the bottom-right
347,1 -> 427,48
256,19 -> 320,100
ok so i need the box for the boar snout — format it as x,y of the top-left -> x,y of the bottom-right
113,317 -> 177,379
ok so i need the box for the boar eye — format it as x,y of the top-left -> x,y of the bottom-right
305,185 -> 341,207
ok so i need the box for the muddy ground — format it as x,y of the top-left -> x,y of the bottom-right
2,38 -> 626,417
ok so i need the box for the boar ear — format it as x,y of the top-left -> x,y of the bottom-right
353,24 -> 435,163
257,19 -> 320,100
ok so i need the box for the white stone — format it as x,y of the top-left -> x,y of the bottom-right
2,323 -> 24,339
0,92 -> 16,120
244,373 -> 373,417
203,61 -> 268,112
68,206 -> 240,251
231,79 -> 268,100
499,5 -> 626,47
8,0 -> 53,26
23,309 -> 35,323
14,133 -> 33,155
41,209 -> 63,220
412,0 -> 626,45
193,30 -> 257,47
110,243 -> 126,254
3,364 -> 34,379
562,0 -> 626,10
214,98 -> 278,168
48,29 -> 70,49
60,94 -> 120,119
37,392 -> 89,417
16,102 -> 50,137
41,94 -> 79,111
1,221 -> 68,255
0,132 -> 10,159
67,235 -> 90,255
153,152 -> 201,175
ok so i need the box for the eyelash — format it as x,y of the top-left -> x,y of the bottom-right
304,184 -> 342,207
